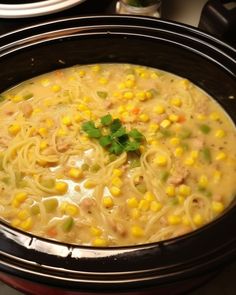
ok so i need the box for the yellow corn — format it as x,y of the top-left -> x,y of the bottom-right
127,197 -> 139,208
145,90 -> 153,100
160,119 -> 171,129
213,170 -> 221,183
112,169 -> 123,177
131,226 -> 144,237
144,191 -> 155,202
65,204 -> 79,216
215,152 -> 227,161
138,199 -> 150,211
92,238 -> 108,247
130,208 -> 141,219
169,114 -> 179,122
168,215 -> 181,225
125,79 -> 135,88
212,201 -> 224,214
68,167 -> 83,179
12,95 -> 23,103
178,184 -> 191,196
41,78 -> 50,87
139,113 -> 150,122
174,147 -> 184,157
179,79 -> 190,89
40,141 -> 48,151
154,105 -> 165,114
11,218 -> 21,227
98,77 -> 108,85
177,195 -> 185,204
198,175 -> 208,188
57,128 -> 68,137
209,112 -> 220,121
193,214 -> 204,226
20,217 -> 33,231
75,114 -> 83,123
51,85 -> 61,92
190,150 -> 199,159
90,226 -> 102,237
166,185 -> 175,197
91,65 -> 101,72
170,97 -> 182,107
12,192 -> 27,207
111,177 -> 123,187
148,123 -> 159,132
151,72 -> 159,79
110,186 -> 121,197
170,137 -> 180,146
196,114 -> 206,121
38,127 -> 48,137
84,180 -> 96,189
184,157 -> 195,166
62,116 -> 72,126
17,209 -> 30,221
78,70 -> 86,77
182,215 -> 190,226
154,155 -> 168,166
102,196 -> 114,208
77,104 -> 88,111
55,181 -> 68,194
215,129 -> 225,138
136,91 -> 146,101
123,91 -> 134,100
8,124 -> 21,136
150,201 -> 162,212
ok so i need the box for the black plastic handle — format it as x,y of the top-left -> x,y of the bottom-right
199,0 -> 236,46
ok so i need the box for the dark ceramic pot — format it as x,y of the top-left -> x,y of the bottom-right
0,15 -> 235,295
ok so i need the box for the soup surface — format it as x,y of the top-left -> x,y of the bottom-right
0,64 -> 235,247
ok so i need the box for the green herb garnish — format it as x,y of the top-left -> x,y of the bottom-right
97,91 -> 108,99
201,147 -> 212,163
82,114 -> 145,155
199,124 -> 211,134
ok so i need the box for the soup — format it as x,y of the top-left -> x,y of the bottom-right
0,64 -> 235,247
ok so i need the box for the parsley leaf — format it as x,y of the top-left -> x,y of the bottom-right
112,126 -> 127,138
82,121 -> 101,138
99,135 -> 112,147
110,119 -> 122,133
129,129 -> 144,141
101,114 -> 112,126
109,141 -> 124,155
125,140 -> 140,152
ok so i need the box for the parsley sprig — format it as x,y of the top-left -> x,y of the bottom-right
82,114 -> 145,155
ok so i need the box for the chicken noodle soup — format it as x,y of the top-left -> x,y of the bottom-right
0,64 -> 235,246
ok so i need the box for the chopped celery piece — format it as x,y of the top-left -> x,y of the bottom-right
62,216 -> 74,232
136,183 -> 147,194
44,198 -> 58,213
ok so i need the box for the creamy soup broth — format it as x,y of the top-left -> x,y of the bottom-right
0,64 -> 235,246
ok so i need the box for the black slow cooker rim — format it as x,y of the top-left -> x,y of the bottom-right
0,15 -> 235,289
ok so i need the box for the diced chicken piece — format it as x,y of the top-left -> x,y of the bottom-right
109,218 -> 127,237
168,162 -> 189,185
56,138 -> 72,152
104,101 -> 113,109
20,102 -> 33,118
195,99 -> 209,115
4,106 -> 15,116
80,197 -> 96,213
192,138 -> 204,149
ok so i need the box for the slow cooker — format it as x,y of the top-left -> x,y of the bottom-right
0,15 -> 235,295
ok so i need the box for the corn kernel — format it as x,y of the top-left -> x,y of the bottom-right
32,108 -> 42,116
118,82 -> 126,90
57,128 -> 68,137
110,186 -> 121,197
139,113 -> 150,122
55,182 -> 68,194
160,119 -> 171,129
20,217 -> 33,231
179,79 -> 190,89
168,215 -> 181,225
91,65 -> 101,72
8,124 -> 21,136
12,95 -> 23,103
136,91 -> 146,101
150,139 -> 159,146
62,116 -> 72,126
212,201 -> 224,214
90,226 -> 102,237
41,78 -> 50,87
143,192 -> 154,202
174,147 -> 184,157
51,85 -> 61,92
182,215 -> 190,226
166,185 -> 175,197
151,72 -> 159,79
191,150 -> 199,159
215,129 -> 225,138
37,159 -> 48,167
111,177 -> 122,187
196,114 -> 206,121
130,208 -> 141,219
11,218 -> 21,227
68,167 -> 82,179
38,127 -> 48,137
84,180 -> 96,189
148,123 -> 159,132
138,199 -> 150,211
127,197 -> 139,208
17,209 -> 30,221
154,155 -> 168,166
209,112 -> 220,121
77,104 -> 88,111
177,195 -> 185,204
193,214 -> 204,226
102,196 -> 114,208
154,105 -> 165,114
123,91 -> 134,100
145,90 -> 153,100
169,114 -> 179,122
14,192 -> 27,203
215,152 -> 227,161
171,97 -> 182,107
150,201 -> 162,212
112,169 -> 123,177
99,77 -> 108,85
170,137 -> 180,146
178,184 -> 191,196
40,141 -> 48,151
198,175 -> 208,188
92,238 -> 108,247
78,70 -> 86,77
184,157 -> 195,166
213,170 -> 221,183
131,226 -> 144,237
125,80 -> 135,88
